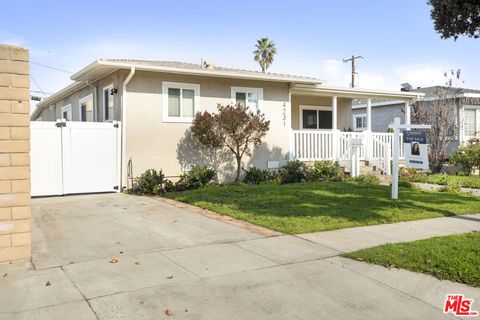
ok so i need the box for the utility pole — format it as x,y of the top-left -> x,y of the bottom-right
343,55 -> 364,88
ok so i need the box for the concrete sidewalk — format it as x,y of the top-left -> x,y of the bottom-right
0,194 -> 479,319
298,213 -> 480,252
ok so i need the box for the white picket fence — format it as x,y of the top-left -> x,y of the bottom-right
291,130 -> 404,175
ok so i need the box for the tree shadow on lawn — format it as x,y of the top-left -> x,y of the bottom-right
175,182 -> 480,231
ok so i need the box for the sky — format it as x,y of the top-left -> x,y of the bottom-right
1,0 -> 479,112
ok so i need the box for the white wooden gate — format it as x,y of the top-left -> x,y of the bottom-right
31,121 -> 121,196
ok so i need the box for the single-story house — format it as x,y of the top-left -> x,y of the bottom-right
353,85 -> 480,150
31,59 -> 422,187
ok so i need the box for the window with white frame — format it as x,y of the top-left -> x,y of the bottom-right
162,82 -> 200,122
79,94 -> 94,122
231,87 -> 263,113
103,85 -> 114,121
464,106 -> 480,137
61,104 -> 72,121
300,105 -> 332,130
353,114 -> 368,131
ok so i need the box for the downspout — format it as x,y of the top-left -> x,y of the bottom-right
120,67 -> 135,190
85,80 -> 97,121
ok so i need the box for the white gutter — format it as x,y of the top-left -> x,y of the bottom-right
120,67 -> 135,190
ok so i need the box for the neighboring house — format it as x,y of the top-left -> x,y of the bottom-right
353,85 -> 480,150
352,100 -> 405,132
31,59 -> 421,186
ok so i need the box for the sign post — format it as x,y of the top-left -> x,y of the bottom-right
389,117 -> 431,199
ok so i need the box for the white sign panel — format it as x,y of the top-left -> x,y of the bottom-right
404,131 -> 429,170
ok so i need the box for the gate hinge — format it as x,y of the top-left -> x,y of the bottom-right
56,122 -> 66,127
113,123 -> 119,128
113,186 -> 119,190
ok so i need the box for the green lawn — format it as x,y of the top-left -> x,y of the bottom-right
405,174 -> 480,189
343,232 -> 480,287
164,181 -> 480,234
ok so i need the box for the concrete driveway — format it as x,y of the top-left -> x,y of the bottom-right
0,193 -> 478,319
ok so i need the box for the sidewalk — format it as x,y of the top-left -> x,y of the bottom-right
297,213 -> 480,252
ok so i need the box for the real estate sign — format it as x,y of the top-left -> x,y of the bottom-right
404,131 -> 428,170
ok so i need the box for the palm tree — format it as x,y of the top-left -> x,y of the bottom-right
253,38 -> 277,73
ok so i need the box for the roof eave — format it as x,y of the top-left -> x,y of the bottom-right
291,84 -> 424,100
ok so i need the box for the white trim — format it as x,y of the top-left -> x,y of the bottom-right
231,86 -> 264,113
352,113 -> 368,131
102,84 -> 114,122
298,105 -> 332,130
61,104 -> 72,121
162,81 -> 200,123
79,94 -> 94,122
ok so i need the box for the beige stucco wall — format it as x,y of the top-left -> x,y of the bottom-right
291,95 -> 352,130
124,71 -> 291,182
0,44 -> 31,262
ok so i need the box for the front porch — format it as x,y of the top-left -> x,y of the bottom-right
287,84 -> 421,175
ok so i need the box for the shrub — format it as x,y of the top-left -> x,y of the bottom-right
132,169 -> 165,195
306,161 -> 343,182
398,180 -> 414,188
439,180 -> 462,193
450,140 -> 480,176
351,174 -> 380,185
279,160 -> 307,184
243,167 -> 273,184
175,166 -> 216,191
399,167 -> 428,183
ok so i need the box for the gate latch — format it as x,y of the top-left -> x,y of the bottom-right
55,122 -> 66,127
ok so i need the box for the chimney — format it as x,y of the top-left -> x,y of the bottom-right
400,83 -> 413,92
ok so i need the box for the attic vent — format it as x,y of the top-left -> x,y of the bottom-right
201,59 -> 215,70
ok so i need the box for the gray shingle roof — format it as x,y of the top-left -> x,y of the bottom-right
101,59 -> 322,83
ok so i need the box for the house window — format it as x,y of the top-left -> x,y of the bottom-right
353,114 -> 368,131
103,85 -> 114,121
464,107 -> 480,137
162,82 -> 200,122
231,87 -> 263,113
300,106 -> 332,130
79,94 -> 94,122
61,104 -> 72,121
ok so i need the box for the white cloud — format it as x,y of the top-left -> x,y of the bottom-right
394,65 -> 447,88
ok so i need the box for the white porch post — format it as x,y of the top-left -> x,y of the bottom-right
332,96 -> 338,161
365,98 -> 372,162
332,96 -> 338,130
405,101 -> 411,127
366,98 -> 372,131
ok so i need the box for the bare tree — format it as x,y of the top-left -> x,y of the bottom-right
411,69 -> 463,173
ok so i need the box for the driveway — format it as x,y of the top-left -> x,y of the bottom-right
0,193 -> 478,319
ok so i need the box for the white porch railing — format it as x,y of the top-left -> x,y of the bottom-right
291,130 -> 404,175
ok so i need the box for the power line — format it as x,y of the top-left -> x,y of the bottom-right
30,76 -> 48,97
30,89 -> 54,95
30,61 -> 74,74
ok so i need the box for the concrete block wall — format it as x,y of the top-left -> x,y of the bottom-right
0,44 -> 31,262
